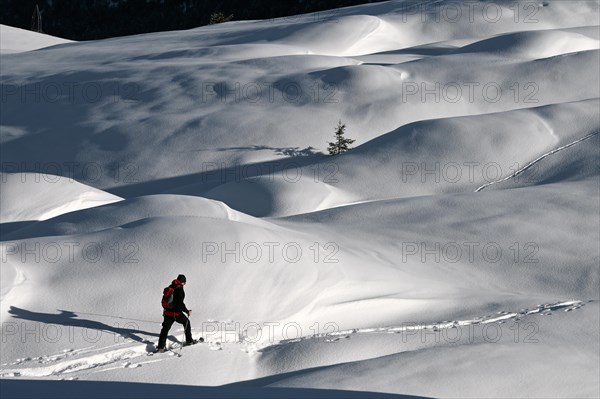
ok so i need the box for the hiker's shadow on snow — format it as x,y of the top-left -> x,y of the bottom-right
7,306 -> 169,347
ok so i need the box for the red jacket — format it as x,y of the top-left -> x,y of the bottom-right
163,279 -> 189,317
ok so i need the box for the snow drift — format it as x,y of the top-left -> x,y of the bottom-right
1,0 -> 599,397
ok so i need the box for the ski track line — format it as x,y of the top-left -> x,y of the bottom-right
475,131 -> 599,192
0,300 -> 589,377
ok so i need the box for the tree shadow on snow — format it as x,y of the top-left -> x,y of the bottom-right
209,145 -> 323,157
108,150 -> 328,198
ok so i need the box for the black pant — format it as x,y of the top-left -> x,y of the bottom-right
158,313 -> 192,349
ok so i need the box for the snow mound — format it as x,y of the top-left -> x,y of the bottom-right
0,0 -> 599,397
256,302 -> 598,398
459,28 -> 600,59
1,5 -> 599,193
202,99 -> 599,216
0,25 -> 72,54
2,194 -> 272,240
0,173 -> 122,223
204,178 -> 357,217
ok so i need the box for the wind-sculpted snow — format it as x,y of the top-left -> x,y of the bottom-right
1,194 -> 272,241
0,25 -> 72,54
1,3 -> 599,197
204,100 -> 600,215
0,0 -> 599,397
457,27 -> 600,58
0,173 -> 122,223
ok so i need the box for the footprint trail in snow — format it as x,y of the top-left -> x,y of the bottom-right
0,300 -> 588,378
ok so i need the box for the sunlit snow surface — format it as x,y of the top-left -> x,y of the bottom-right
1,1 -> 599,398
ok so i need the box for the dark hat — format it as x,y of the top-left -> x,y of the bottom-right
177,274 -> 187,283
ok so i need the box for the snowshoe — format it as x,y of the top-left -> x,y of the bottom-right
184,337 -> 204,346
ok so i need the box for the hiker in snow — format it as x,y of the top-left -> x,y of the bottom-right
157,274 -> 201,352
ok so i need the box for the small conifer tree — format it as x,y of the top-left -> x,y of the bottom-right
209,12 -> 234,25
327,120 -> 355,155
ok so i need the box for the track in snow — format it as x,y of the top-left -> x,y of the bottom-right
475,131 -> 599,192
1,300 -> 587,378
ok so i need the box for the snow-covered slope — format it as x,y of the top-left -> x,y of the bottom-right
0,173 -> 122,223
1,1 -> 599,398
0,25 -> 72,54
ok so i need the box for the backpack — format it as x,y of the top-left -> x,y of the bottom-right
161,285 -> 177,309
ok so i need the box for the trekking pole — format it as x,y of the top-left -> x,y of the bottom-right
179,314 -> 190,357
